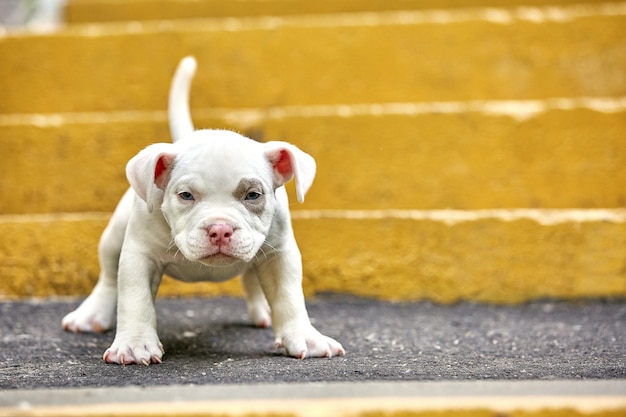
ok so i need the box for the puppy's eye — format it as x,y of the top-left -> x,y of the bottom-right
178,191 -> 194,201
245,191 -> 262,201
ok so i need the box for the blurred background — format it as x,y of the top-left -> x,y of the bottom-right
0,0 -> 625,304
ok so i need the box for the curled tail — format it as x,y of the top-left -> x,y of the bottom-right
168,56 -> 197,143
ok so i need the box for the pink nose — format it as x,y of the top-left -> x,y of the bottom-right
208,223 -> 234,246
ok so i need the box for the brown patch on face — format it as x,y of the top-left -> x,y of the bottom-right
233,178 -> 267,216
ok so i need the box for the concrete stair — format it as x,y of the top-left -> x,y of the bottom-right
1,0 -> 625,302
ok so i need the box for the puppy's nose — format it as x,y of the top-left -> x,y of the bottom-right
208,223 -> 234,246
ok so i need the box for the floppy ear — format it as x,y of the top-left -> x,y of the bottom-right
126,143 -> 177,212
262,141 -> 316,203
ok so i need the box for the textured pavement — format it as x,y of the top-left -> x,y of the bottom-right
1,295 -> 625,390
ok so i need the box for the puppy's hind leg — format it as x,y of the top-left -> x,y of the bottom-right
62,227 -> 119,333
62,190 -> 132,333
241,268 -> 272,328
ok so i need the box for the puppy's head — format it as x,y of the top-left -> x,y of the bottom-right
126,129 -> 315,266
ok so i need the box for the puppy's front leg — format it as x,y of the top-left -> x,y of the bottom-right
255,247 -> 344,359
103,249 -> 164,365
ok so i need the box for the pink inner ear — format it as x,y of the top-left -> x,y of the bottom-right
155,156 -> 168,180
154,155 -> 174,190
274,149 -> 293,178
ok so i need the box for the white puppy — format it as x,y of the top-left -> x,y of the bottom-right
62,57 -> 344,365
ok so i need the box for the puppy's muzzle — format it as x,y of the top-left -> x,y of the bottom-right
193,222 -> 255,265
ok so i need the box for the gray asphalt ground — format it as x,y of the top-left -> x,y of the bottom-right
1,295 -> 625,390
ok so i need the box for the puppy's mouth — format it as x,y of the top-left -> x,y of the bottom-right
199,252 -> 242,267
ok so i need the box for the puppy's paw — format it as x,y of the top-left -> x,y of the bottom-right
62,299 -> 115,334
275,324 -> 345,359
103,334 -> 164,366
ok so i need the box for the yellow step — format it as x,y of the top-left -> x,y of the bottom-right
64,0 -> 607,22
1,105 -> 625,215
1,209 -> 625,301
1,6 -> 625,114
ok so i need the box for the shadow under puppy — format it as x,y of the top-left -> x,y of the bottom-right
62,56 -> 345,365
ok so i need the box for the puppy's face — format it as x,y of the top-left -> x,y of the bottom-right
126,130 -> 316,267
161,137 -> 276,266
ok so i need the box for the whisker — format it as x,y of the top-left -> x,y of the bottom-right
256,246 -> 268,260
